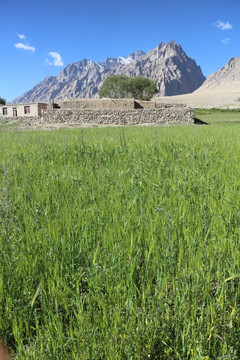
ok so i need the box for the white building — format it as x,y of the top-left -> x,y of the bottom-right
0,103 -> 48,117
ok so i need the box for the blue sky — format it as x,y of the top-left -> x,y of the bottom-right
1,0 -> 240,102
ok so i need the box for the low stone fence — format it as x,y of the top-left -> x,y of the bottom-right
41,105 -> 194,125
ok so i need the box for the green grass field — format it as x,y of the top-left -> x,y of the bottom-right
1,120 -> 240,359
195,108 -> 240,125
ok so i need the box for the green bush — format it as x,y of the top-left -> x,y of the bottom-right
99,75 -> 158,101
0,97 -> 6,105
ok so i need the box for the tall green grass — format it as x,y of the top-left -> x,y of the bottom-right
1,125 -> 240,359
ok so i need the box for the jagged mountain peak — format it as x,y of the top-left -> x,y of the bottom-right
128,50 -> 146,60
100,49 -> 145,68
11,41 -> 206,103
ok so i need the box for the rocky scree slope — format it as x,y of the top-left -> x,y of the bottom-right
195,56 -> 240,91
12,41 -> 205,103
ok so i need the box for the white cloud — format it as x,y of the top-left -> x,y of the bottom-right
46,52 -> 64,66
14,42 -> 35,52
215,21 -> 233,30
221,37 -> 231,45
14,34 -> 35,53
17,33 -> 26,40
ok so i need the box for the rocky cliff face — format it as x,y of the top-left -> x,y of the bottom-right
12,41 -> 205,103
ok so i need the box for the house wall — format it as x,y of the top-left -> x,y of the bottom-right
37,103 -> 48,116
57,99 -> 159,110
136,100 -> 156,109
58,99 -> 138,110
0,103 -> 47,117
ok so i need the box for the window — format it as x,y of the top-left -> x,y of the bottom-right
2,108 -> 7,115
24,106 -> 30,114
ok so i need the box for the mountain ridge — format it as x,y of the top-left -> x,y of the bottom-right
11,41 -> 206,103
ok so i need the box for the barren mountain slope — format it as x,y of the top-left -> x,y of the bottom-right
156,56 -> 240,108
196,56 -> 240,91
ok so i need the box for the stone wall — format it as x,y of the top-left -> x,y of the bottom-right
41,104 -> 194,125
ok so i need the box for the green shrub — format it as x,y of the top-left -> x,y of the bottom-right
0,97 -> 6,105
99,75 -> 158,100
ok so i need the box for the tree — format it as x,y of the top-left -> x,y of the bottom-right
99,75 -> 158,101
0,97 -> 6,105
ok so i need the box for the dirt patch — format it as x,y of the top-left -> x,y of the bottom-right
156,83 -> 240,108
0,121 -> 175,132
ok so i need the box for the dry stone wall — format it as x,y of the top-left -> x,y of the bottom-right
41,104 -> 194,125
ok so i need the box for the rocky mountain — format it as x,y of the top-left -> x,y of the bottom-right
153,56 -> 240,108
195,56 -> 240,92
11,41 -> 206,103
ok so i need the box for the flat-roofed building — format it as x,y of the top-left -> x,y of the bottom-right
57,98 -> 157,110
0,103 -> 48,117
